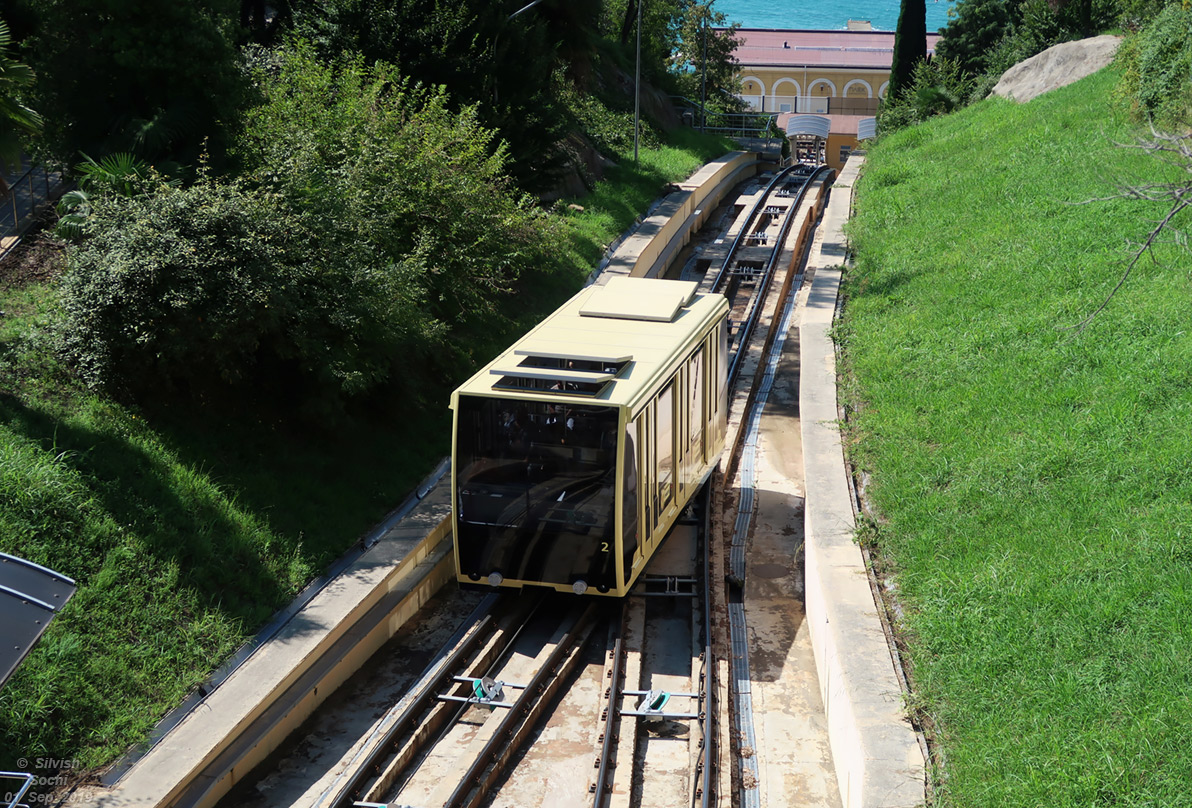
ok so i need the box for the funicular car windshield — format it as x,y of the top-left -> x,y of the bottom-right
455,395 -> 620,590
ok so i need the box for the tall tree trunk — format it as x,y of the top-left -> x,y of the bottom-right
620,0 -> 639,46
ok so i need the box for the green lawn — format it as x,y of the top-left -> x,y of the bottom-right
0,126 -> 732,770
842,67 -> 1192,806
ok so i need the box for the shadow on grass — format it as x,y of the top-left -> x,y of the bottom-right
0,392 -> 303,624
847,265 -> 927,302
138,393 -> 452,581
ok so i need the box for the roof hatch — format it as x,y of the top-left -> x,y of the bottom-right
580,277 -> 698,323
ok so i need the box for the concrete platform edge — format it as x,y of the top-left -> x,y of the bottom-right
798,155 -> 926,808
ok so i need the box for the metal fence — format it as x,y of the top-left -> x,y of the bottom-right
737,94 -> 881,116
672,96 -> 780,140
1,157 -> 67,259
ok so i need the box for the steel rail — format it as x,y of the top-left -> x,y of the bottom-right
724,165 -> 833,384
360,593 -> 550,804
592,607 -> 629,807
324,592 -> 538,808
711,164 -> 802,294
446,601 -> 604,808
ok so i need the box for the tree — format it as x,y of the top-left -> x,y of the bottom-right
669,1 -> 743,112
19,0 -> 246,167
0,16 -> 41,193
889,0 -> 928,101
235,46 -> 560,403
240,46 -> 557,322
937,0 -> 1011,75
282,0 -> 601,192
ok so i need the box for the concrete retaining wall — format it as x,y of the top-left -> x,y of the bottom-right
601,151 -> 763,281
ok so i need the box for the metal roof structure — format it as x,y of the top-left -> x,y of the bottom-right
857,117 -> 878,140
786,115 -> 832,139
453,278 -> 728,411
0,552 -> 76,689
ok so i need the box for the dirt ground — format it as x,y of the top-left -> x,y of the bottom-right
0,220 -> 65,292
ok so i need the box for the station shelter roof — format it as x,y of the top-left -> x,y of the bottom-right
776,112 -> 865,136
730,28 -> 942,71
784,114 -> 832,139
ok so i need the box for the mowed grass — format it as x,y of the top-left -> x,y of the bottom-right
841,67 -> 1192,807
0,126 -> 732,770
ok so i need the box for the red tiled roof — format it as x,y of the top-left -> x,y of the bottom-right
731,29 -> 942,71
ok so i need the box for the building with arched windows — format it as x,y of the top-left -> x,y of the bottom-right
732,27 -> 942,168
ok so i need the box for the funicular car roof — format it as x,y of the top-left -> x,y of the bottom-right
451,278 -> 728,412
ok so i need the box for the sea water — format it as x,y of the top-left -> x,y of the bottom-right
716,0 -> 954,33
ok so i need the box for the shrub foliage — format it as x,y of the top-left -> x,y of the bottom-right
1114,2 -> 1192,125
56,46 -> 560,414
57,177 -> 392,410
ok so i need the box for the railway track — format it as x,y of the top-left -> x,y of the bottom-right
218,161 -> 833,808
321,593 -> 604,808
592,485 -> 715,808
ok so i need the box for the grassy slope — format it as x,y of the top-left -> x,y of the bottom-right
0,128 -> 731,769
843,68 -> 1192,806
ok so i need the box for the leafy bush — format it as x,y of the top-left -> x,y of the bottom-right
237,45 -> 560,337
1114,3 -> 1192,125
878,58 -> 976,134
56,46 -> 565,416
57,176 -> 398,413
1118,0 -> 1174,28
554,69 -> 660,157
55,153 -> 173,240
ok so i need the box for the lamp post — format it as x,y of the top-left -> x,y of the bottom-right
634,0 -> 642,167
494,0 -> 548,103
700,5 -> 707,133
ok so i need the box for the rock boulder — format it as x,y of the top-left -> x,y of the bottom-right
991,35 -> 1121,103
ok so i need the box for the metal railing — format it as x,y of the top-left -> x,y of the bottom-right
737,93 -> 881,116
1,158 -> 67,259
671,96 -> 779,140
1,771 -> 34,808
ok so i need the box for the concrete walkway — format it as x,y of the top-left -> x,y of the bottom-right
797,155 -> 925,808
744,273 -> 841,807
